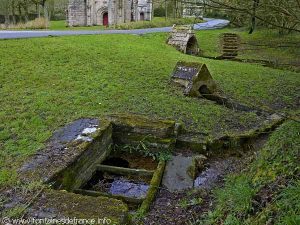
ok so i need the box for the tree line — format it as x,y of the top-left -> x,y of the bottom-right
0,0 -> 68,25
155,0 -> 300,33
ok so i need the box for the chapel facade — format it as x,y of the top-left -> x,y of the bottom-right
67,0 -> 152,27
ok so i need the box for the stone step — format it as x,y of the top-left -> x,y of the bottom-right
223,37 -> 238,40
222,55 -> 237,59
223,46 -> 239,49
223,52 -> 238,55
223,34 -> 238,37
223,41 -> 238,44
224,42 -> 238,45
223,49 -> 239,53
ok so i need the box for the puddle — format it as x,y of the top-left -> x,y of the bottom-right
194,157 -> 240,189
110,179 -> 149,198
76,150 -> 159,207
83,170 -> 151,199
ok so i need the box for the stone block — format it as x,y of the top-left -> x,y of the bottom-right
171,61 -> 217,97
27,189 -> 129,225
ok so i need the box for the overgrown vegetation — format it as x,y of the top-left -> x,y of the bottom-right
196,28 -> 300,72
193,121 -> 300,225
112,17 -> 201,30
0,17 -> 48,30
49,17 -> 201,31
200,0 -> 300,34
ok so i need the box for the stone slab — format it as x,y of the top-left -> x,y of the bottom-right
27,189 -> 129,225
162,155 -> 194,192
20,118 -> 113,191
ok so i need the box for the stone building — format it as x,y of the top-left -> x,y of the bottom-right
183,0 -> 204,18
67,0 -> 152,26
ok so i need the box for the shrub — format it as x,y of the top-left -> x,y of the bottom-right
112,17 -> 200,30
0,17 -> 49,30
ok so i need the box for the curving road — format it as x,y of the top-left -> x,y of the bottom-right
0,18 -> 229,39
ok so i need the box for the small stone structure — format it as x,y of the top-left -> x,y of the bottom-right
14,114 -> 174,222
220,33 -> 240,59
171,61 -> 217,97
67,0 -> 152,27
167,25 -> 200,55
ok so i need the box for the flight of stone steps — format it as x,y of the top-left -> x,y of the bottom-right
220,33 -> 240,59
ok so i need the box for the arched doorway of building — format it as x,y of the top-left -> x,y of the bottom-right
103,12 -> 108,26
140,12 -> 144,21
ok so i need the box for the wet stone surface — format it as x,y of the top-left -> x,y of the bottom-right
110,179 -> 149,198
172,65 -> 199,80
85,172 -> 151,199
50,118 -> 99,143
162,155 -> 194,192
194,156 -> 241,189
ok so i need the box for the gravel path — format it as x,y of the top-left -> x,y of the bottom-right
0,18 -> 229,39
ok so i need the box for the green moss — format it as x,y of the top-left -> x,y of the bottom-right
137,160 -> 166,215
39,189 -> 129,224
107,113 -> 176,136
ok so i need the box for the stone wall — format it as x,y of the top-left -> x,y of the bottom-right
137,0 -> 152,21
91,1 -> 108,26
67,0 -> 152,26
68,0 -> 87,26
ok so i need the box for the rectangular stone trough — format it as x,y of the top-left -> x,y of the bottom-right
19,114 -> 173,223
74,154 -> 166,211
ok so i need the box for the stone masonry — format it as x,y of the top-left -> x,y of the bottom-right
67,0 -> 152,26
167,25 -> 200,55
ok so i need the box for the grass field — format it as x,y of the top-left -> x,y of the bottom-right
0,29 -> 299,222
0,31 -> 299,188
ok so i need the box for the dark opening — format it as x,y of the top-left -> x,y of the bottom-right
199,85 -> 211,96
131,13 -> 134,21
186,36 -> 199,55
103,12 -> 108,26
102,157 -> 130,168
82,170 -> 108,190
140,12 -> 144,21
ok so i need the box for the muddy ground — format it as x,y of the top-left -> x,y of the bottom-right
136,135 -> 269,225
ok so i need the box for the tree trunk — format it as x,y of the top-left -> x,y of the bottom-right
248,0 -> 259,34
4,14 -> 10,28
165,0 -> 167,20
12,1 -> 16,24
249,0 -> 260,34
24,5 -> 29,22
42,0 -> 49,20
36,3 -> 40,18
18,5 -> 23,23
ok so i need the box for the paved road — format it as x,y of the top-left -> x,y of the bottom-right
0,18 -> 229,39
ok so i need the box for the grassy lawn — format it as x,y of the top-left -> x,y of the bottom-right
196,28 -> 300,72
0,30 -> 299,195
50,20 -> 105,30
49,17 -> 200,30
